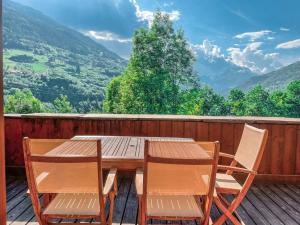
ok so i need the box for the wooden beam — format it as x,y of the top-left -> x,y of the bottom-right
0,0 -> 6,223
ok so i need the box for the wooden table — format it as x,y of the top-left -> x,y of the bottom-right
147,141 -> 212,162
46,136 -> 195,170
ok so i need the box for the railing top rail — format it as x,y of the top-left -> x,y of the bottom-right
4,113 -> 300,124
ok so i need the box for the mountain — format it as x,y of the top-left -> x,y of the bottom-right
194,52 -> 256,95
3,0 -> 127,112
239,61 -> 300,92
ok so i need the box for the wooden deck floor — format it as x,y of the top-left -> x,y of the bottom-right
5,176 -> 300,225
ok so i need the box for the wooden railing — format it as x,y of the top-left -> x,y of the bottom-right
4,113 -> 300,183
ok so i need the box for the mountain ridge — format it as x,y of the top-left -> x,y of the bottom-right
4,0 -> 122,58
194,51 -> 256,95
4,0 -> 127,112
239,61 -> 300,92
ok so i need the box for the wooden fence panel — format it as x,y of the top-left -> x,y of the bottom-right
4,114 -> 300,183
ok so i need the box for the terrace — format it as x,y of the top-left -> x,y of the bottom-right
3,113 -> 300,224
1,0 -> 300,224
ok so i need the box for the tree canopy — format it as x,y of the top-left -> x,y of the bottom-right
53,95 -> 74,113
103,11 -> 196,114
5,89 -> 45,113
4,90 -> 75,114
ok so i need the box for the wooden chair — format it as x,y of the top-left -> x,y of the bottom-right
210,124 -> 268,225
135,140 -> 220,225
23,138 -> 118,225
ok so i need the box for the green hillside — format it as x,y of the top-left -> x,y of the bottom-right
3,0 -> 127,112
240,61 -> 300,92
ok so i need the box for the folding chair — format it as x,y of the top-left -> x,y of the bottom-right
212,124 -> 268,225
23,138 -> 118,225
136,140 -> 220,225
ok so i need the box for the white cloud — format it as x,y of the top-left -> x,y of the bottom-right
234,30 -> 273,41
247,42 -> 262,51
192,39 -> 284,74
280,27 -> 290,32
86,31 -> 132,43
192,39 -> 224,60
130,0 -> 180,27
276,39 -> 300,49
227,42 -> 282,73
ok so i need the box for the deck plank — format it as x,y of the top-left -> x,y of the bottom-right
269,185 -> 300,214
6,182 -> 27,202
112,178 -> 131,225
9,198 -> 37,225
258,185 -> 300,223
121,179 -> 138,225
285,185 -> 300,203
254,185 -> 298,225
5,177 -> 300,225
246,189 -> 284,225
6,180 -> 24,193
7,187 -> 29,212
226,195 -> 255,225
239,195 -> 270,225
6,194 -> 34,224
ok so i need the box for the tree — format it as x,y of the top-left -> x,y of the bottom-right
226,89 -> 246,116
103,76 -> 122,113
53,95 -> 74,113
178,86 -> 228,116
243,86 -> 274,116
270,90 -> 287,116
5,89 -> 45,113
103,11 -> 196,114
284,80 -> 300,118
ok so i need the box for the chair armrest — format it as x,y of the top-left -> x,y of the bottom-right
219,152 -> 235,159
135,168 -> 143,196
218,165 -> 256,174
103,168 -> 118,196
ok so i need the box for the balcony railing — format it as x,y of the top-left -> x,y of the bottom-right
5,113 -> 300,183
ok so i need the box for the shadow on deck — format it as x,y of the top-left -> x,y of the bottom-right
6,176 -> 300,225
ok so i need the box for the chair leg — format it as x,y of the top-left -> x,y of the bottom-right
43,194 -> 51,208
108,192 -> 115,225
41,214 -> 48,225
140,198 -> 146,225
138,196 -> 141,225
100,205 -> 107,225
137,196 -> 145,225
213,195 -> 241,225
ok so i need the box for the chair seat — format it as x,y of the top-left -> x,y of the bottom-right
215,173 -> 242,194
147,195 -> 203,218
43,193 -> 100,217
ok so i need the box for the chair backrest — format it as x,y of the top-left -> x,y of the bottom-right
234,124 -> 268,171
143,140 -> 219,221
28,139 -> 69,154
23,138 -> 105,221
24,138 -> 104,194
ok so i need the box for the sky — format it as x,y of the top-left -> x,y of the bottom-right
13,0 -> 300,74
